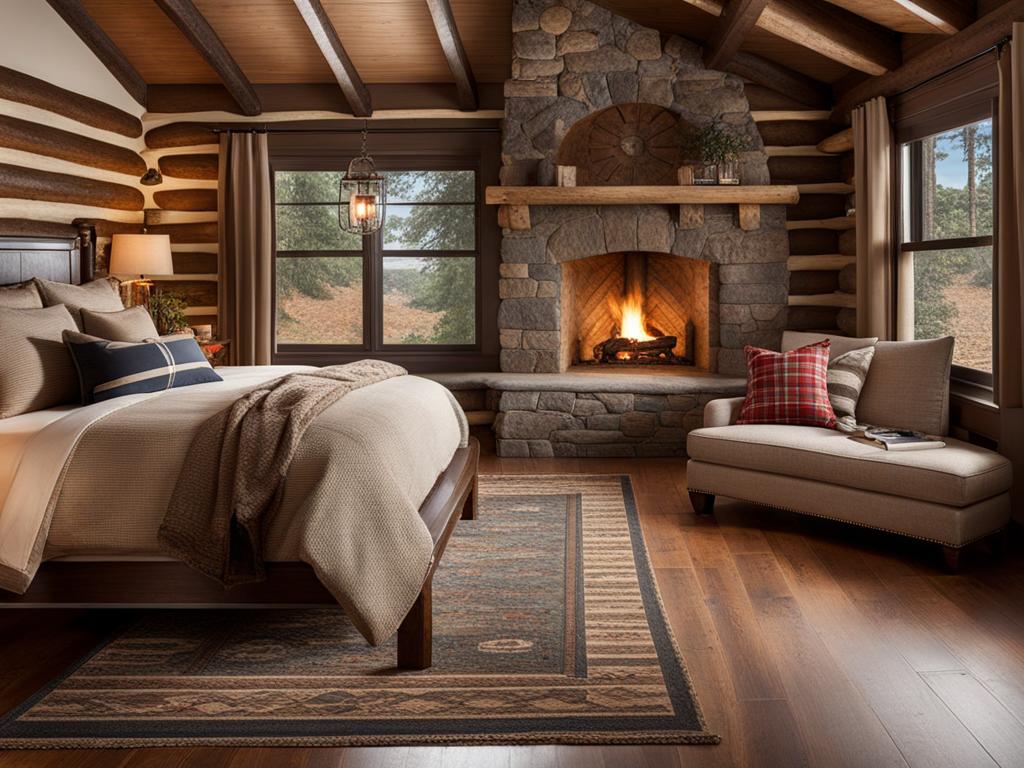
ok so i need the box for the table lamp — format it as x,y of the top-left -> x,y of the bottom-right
108,233 -> 173,307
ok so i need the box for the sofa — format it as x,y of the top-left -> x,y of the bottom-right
686,332 -> 1013,570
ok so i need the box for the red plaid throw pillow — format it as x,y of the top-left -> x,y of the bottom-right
737,341 -> 837,428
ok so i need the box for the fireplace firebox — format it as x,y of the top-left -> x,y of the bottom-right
560,252 -> 711,372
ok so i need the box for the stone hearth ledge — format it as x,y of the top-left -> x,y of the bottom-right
425,370 -> 745,395
425,371 -> 747,458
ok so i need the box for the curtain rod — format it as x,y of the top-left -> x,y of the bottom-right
211,126 -> 500,135
892,36 -> 1009,100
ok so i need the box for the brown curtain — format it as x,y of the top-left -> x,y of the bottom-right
218,132 -> 273,366
853,96 -> 905,340
998,25 -> 1024,409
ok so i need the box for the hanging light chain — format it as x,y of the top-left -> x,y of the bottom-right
359,120 -> 369,160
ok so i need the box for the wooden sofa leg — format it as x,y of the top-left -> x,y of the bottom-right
689,491 -> 715,517
991,528 -> 1010,559
397,580 -> 432,670
942,545 -> 962,573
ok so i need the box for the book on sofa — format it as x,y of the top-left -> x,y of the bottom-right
863,427 -> 946,451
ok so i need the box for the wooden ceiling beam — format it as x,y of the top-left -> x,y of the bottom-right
292,0 -> 373,118
677,0 -> 901,75
886,0 -> 974,35
725,51 -> 832,107
758,0 -> 901,75
153,0 -> 261,116
44,0 -> 147,108
703,0 -> 769,70
425,0 -> 479,111
833,0 -> 1023,118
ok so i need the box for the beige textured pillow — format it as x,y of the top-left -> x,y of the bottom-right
0,281 -> 43,309
0,305 -> 79,418
782,331 -> 878,361
857,337 -> 955,436
80,305 -> 160,342
34,277 -> 123,329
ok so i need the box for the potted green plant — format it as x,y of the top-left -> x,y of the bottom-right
688,124 -> 747,185
148,291 -> 190,336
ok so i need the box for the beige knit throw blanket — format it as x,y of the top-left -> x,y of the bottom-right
158,360 -> 407,586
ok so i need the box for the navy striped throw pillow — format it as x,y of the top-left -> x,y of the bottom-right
63,331 -> 223,404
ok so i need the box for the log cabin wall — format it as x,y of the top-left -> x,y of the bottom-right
139,121 -> 220,332
744,85 -> 857,336
0,1 -> 219,330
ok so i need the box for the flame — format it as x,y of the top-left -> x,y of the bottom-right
611,287 -> 655,342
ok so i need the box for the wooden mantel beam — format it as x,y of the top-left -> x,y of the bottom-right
888,0 -> 974,35
44,0 -> 147,107
703,0 -> 769,70
833,0 -> 1023,118
677,0 -> 901,75
425,0 -> 479,111
153,0 -> 261,116
292,0 -> 373,118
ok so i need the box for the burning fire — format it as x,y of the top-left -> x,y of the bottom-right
610,287 -> 655,342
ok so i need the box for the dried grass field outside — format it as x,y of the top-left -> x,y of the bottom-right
277,285 -> 443,345
944,274 -> 992,371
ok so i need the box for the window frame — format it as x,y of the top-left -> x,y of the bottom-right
894,62 -> 998,388
268,128 -> 501,372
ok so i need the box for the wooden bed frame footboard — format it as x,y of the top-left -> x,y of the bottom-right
0,437 -> 480,671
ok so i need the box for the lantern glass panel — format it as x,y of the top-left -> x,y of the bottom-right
339,174 -> 386,235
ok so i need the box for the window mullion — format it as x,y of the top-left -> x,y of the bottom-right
361,231 -> 375,352
366,229 -> 384,352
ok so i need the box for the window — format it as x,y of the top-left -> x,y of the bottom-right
273,166 -> 480,357
899,116 -> 995,379
382,171 -> 477,345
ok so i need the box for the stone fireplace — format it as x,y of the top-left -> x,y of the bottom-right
498,0 -> 791,377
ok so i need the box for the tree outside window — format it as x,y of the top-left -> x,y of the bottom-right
902,118 -> 994,375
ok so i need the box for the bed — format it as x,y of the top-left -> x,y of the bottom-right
0,234 -> 479,671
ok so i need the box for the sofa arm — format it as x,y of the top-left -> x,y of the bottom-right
703,397 -> 744,427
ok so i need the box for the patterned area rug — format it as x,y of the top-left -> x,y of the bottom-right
0,475 -> 716,748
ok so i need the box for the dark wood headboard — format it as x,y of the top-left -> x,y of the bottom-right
0,235 -> 86,285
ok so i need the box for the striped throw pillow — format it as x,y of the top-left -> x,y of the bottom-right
737,341 -> 837,428
827,345 -> 876,432
63,331 -> 222,404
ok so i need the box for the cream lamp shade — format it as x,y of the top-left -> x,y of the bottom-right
108,234 -> 173,278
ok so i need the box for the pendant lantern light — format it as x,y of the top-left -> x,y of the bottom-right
339,122 -> 386,235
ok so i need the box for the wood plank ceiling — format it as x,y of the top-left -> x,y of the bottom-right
76,0 -> 511,85
59,0 -> 986,115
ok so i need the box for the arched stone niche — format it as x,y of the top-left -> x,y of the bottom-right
555,103 -> 689,186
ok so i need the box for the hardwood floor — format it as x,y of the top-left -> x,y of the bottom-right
2,449 -> 1023,768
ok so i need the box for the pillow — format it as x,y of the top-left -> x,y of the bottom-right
827,345 -> 876,432
0,280 -> 43,309
0,304 -> 79,418
737,341 -> 837,428
857,337 -> 954,436
80,305 -> 160,342
782,331 -> 878,361
34,277 -> 123,329
63,331 -> 222,404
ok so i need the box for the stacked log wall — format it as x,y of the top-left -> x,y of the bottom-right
746,84 -> 857,335
0,65 -> 221,332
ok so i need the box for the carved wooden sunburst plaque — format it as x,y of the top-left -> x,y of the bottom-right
583,103 -> 682,186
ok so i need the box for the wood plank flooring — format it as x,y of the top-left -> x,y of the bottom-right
1,450 -> 1022,768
